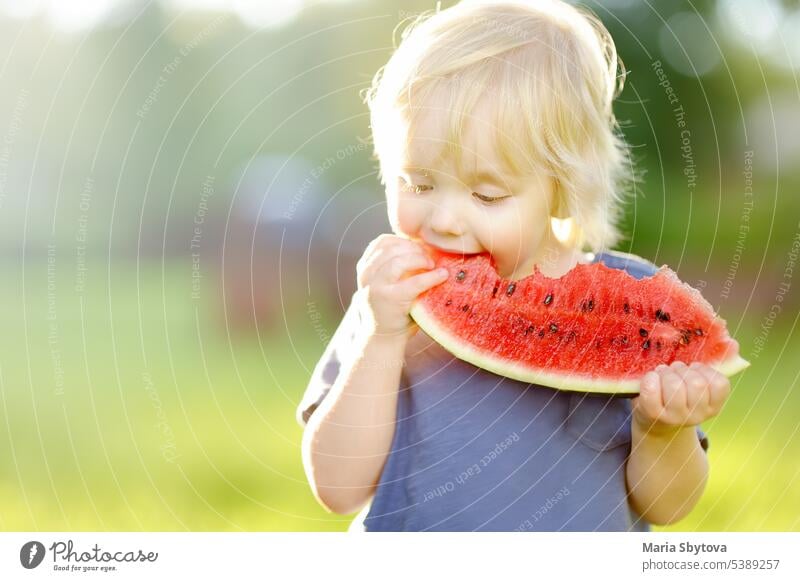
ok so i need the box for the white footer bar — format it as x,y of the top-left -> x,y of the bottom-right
2,532 -> 797,580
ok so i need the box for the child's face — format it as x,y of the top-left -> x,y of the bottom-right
386,97 -> 557,280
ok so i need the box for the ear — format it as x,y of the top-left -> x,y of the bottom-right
549,178 -> 570,220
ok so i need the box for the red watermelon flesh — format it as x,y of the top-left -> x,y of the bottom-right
409,250 -> 749,394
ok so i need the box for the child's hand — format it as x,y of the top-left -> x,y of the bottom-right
631,357 -> 734,438
355,234 -> 448,339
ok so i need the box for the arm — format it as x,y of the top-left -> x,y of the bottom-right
300,234 -> 448,515
301,325 -> 408,515
626,359 -> 733,525
627,420 -> 709,526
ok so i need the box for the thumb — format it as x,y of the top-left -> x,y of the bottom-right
406,320 -> 420,339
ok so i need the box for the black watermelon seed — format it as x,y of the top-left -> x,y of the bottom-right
445,299 -> 452,306
456,270 -> 466,282
620,335 -> 629,345
538,329 -> 545,338
642,339 -> 651,350
491,281 -> 500,298
506,282 -> 516,296
655,340 -> 662,350
581,299 -> 594,312
679,330 -> 691,345
623,302 -> 630,313
694,328 -> 703,336
549,323 -> 558,333
461,304 -> 469,312
655,309 -> 670,322
639,328 -> 648,338
544,293 -> 553,305
525,325 -> 535,335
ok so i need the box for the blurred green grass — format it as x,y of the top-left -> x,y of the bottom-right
0,258 -> 797,531
0,257 -> 350,531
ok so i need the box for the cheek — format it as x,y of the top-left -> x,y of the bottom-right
387,191 -> 423,235
478,201 -> 547,249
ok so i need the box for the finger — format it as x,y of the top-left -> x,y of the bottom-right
669,361 -> 689,413
359,242 -> 431,286
689,363 -> 716,414
380,253 -> 437,284
396,267 -> 450,297
376,241 -> 433,271
682,367 -> 711,414
364,234 -> 426,262
358,242 -> 395,284
361,234 -> 405,264
670,360 -> 690,380
658,366 -> 687,413
361,233 -> 388,256
636,371 -> 664,423
692,362 -> 730,411
670,361 -> 698,406
368,239 -> 425,264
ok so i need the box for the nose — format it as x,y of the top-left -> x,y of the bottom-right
427,194 -> 464,237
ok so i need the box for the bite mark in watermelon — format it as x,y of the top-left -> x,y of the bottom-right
409,250 -> 750,395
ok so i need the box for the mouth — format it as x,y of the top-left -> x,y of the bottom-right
420,241 -> 484,257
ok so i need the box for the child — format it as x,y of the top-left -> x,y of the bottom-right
297,0 -> 734,531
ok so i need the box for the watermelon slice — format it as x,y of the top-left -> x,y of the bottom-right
409,250 -> 749,395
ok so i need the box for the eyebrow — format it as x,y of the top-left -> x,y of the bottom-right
401,165 -> 519,187
469,171 -> 517,186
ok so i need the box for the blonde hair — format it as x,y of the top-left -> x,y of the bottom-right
361,0 -> 635,252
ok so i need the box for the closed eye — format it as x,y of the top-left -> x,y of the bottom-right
473,192 -> 509,205
398,176 -> 507,202
398,176 -> 433,194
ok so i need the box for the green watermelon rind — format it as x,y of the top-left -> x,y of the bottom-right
409,295 -> 751,395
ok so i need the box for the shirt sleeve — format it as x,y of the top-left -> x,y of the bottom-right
596,250 -> 659,280
696,425 -> 709,452
295,292 -> 362,428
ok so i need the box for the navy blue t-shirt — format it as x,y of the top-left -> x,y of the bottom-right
297,250 -> 709,531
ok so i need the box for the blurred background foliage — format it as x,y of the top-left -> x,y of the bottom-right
0,0 -> 798,531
